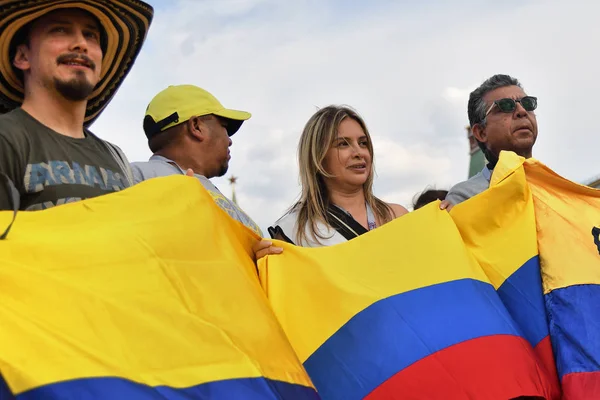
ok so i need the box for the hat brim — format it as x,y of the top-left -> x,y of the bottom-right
213,108 -> 251,136
0,0 -> 153,127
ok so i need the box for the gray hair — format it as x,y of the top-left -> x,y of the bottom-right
467,74 -> 523,154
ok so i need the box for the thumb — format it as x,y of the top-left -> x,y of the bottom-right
185,168 -> 194,177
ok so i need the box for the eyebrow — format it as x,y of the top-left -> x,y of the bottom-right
335,135 -> 368,141
46,18 -> 100,32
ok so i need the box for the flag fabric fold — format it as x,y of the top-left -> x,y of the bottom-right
451,153 -> 560,398
259,201 -> 557,400
0,151 -> 597,400
521,153 -> 600,400
0,176 -> 318,399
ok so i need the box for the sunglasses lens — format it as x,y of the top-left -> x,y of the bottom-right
497,99 -> 516,112
521,97 -> 537,111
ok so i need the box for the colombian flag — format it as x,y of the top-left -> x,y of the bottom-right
259,201 -> 557,399
0,176 -> 318,399
518,154 -> 600,399
452,153 -> 560,398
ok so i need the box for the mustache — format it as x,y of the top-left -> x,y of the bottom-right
56,53 -> 96,70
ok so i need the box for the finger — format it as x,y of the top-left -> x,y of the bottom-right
255,246 -> 283,260
185,168 -> 194,177
439,200 -> 450,210
252,240 -> 273,253
269,245 -> 283,254
255,248 -> 269,260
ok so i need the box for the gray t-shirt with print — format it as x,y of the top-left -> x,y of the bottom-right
0,108 -> 131,211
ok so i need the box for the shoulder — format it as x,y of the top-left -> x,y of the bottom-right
268,211 -> 296,244
91,134 -> 126,156
270,206 -> 346,248
0,109 -> 29,141
389,203 -> 408,218
269,207 -> 302,242
446,172 -> 490,205
90,135 -> 133,181
130,159 -> 179,184
0,110 -> 33,159
272,207 -> 299,231
0,108 -> 27,125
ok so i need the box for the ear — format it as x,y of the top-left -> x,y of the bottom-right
186,116 -> 207,142
472,123 -> 487,145
12,44 -> 31,73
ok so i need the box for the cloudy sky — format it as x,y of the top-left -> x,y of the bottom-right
92,0 -> 598,233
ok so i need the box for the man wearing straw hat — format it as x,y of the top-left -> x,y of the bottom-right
0,0 -> 153,213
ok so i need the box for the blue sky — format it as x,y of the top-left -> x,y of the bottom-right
93,0 -> 598,232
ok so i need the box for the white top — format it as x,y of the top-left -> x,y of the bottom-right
271,209 -> 347,248
270,203 -> 376,248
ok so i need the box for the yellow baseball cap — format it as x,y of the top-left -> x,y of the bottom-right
143,85 -> 251,138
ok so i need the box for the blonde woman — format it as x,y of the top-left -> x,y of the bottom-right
268,105 -> 407,247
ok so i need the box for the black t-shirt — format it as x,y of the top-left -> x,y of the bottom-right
0,108 -> 128,211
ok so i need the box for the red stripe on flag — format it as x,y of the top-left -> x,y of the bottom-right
365,335 -> 559,400
562,371 -> 600,400
533,335 -> 560,397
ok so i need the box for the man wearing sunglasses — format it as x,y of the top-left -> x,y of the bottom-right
443,74 -> 538,206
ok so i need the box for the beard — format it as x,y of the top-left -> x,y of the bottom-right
53,74 -> 95,101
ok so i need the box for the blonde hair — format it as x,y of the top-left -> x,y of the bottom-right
291,105 -> 394,245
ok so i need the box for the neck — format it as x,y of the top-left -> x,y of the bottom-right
489,149 -> 532,168
156,148 -> 210,177
21,88 -> 87,138
327,183 -> 365,211
504,149 -> 533,159
520,150 -> 533,158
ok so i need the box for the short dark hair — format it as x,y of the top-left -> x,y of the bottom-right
468,74 -> 523,155
413,189 -> 448,210
148,124 -> 183,153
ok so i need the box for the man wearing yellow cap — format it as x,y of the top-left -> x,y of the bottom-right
0,0 -> 153,217
132,85 -> 274,247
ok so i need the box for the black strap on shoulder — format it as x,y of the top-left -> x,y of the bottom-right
0,172 -> 20,240
267,225 -> 295,245
592,226 -> 600,255
326,204 -> 368,241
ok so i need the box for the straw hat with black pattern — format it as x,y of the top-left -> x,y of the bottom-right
0,0 -> 153,127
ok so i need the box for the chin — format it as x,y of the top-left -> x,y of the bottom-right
514,140 -> 535,154
216,165 -> 229,178
346,177 -> 368,187
54,77 -> 96,101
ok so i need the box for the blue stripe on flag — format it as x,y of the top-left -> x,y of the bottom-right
304,278 -> 522,400
8,376 -> 319,400
545,283 -> 600,379
497,255 -> 549,347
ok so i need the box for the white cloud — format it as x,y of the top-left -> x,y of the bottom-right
443,87 -> 471,103
91,0 -> 598,233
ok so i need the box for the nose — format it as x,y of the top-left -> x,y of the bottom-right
351,143 -> 367,159
228,137 -> 232,147
69,29 -> 88,54
514,101 -> 528,118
